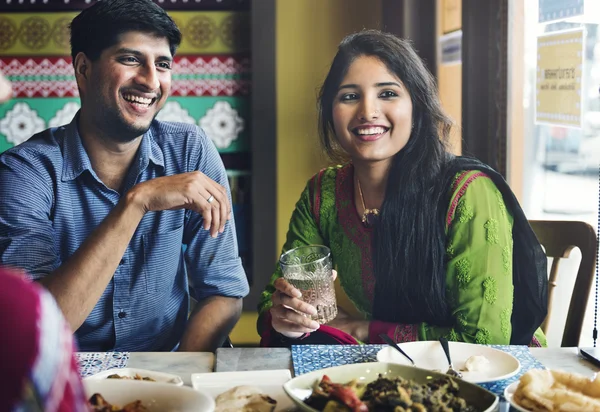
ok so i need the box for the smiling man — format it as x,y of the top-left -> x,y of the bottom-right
0,0 -> 249,352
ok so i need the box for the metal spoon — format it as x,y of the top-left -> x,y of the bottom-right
439,337 -> 462,378
379,333 -> 415,366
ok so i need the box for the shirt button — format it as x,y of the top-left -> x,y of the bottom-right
118,311 -> 127,319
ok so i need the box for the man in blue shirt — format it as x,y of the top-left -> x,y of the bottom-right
0,0 -> 249,352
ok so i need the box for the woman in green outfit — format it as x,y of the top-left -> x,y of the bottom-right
258,30 -> 548,347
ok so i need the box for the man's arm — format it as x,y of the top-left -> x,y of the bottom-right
0,154 -> 231,334
40,171 -> 230,331
0,153 -> 144,332
177,131 -> 249,351
178,296 -> 242,351
39,194 -> 145,331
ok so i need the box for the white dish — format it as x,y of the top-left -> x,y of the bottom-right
85,379 -> 214,412
504,381 -> 530,412
84,367 -> 184,386
377,341 -> 521,383
283,362 -> 498,412
191,369 -> 293,411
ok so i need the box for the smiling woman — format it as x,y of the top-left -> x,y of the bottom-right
332,55 -> 413,166
258,30 -> 549,349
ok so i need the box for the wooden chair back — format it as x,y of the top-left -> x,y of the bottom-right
529,220 -> 597,347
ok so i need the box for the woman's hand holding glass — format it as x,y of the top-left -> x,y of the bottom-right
270,270 -> 338,338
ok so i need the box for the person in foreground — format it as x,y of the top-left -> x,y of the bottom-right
0,268 -> 88,412
0,70 -> 11,103
0,0 -> 249,352
258,30 -> 548,347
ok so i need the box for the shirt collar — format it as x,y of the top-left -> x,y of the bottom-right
139,123 -> 165,171
61,114 -> 165,182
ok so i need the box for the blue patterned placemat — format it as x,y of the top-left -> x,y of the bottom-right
480,345 -> 545,396
292,344 -> 545,397
76,352 -> 130,378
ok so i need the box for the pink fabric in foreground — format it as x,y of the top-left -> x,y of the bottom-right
0,267 -> 87,412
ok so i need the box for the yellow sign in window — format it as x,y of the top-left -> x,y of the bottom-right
536,29 -> 585,128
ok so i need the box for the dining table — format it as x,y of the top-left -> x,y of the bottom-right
78,346 -> 600,411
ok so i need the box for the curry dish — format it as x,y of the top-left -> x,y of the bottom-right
88,393 -> 147,412
106,373 -> 156,382
304,374 -> 477,412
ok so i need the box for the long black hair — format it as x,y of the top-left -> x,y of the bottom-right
318,30 -> 455,326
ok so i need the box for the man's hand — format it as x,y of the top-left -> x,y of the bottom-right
129,171 -> 231,238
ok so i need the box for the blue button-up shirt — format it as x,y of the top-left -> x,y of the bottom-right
0,117 -> 249,351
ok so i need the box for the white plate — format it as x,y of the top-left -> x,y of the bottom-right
84,367 -> 183,386
85,379 -> 214,412
504,381 -> 530,412
283,362 -> 498,412
192,369 -> 294,411
376,341 -> 521,383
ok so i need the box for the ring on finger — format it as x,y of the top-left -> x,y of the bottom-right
206,195 -> 215,204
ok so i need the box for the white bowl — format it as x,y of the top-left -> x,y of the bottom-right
191,370 -> 294,411
377,341 -> 521,383
84,367 -> 183,386
84,379 -> 214,412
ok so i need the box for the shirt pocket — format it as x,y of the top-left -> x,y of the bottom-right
142,225 -> 184,294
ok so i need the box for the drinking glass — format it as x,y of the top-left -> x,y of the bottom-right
279,245 -> 337,324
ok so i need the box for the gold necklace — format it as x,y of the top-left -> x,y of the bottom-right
356,177 -> 380,225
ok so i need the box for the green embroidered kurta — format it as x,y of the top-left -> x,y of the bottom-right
259,164 -> 546,346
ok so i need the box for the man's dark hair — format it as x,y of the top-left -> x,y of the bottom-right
70,0 -> 182,64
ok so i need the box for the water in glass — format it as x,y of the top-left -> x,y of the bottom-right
279,245 -> 338,324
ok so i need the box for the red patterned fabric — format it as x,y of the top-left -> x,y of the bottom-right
394,323 -> 419,343
529,335 -> 543,348
335,164 -> 376,303
311,169 -> 326,230
0,268 -> 87,412
446,172 -> 491,227
369,321 -> 418,344
260,312 -> 359,347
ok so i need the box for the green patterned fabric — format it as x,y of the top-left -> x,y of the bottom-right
435,171 -> 515,344
258,166 -> 547,346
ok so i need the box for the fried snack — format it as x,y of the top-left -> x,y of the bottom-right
514,369 -> 600,411
215,385 -> 277,412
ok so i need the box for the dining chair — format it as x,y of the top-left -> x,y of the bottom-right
529,220 -> 597,347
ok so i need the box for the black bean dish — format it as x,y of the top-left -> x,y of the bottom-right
304,374 -> 478,412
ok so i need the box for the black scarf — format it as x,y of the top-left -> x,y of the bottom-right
373,155 -> 548,345
443,156 -> 548,344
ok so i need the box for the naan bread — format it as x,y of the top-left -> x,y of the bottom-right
215,385 -> 277,412
514,369 -> 600,411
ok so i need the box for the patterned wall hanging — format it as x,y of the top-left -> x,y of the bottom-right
0,3 -> 251,156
